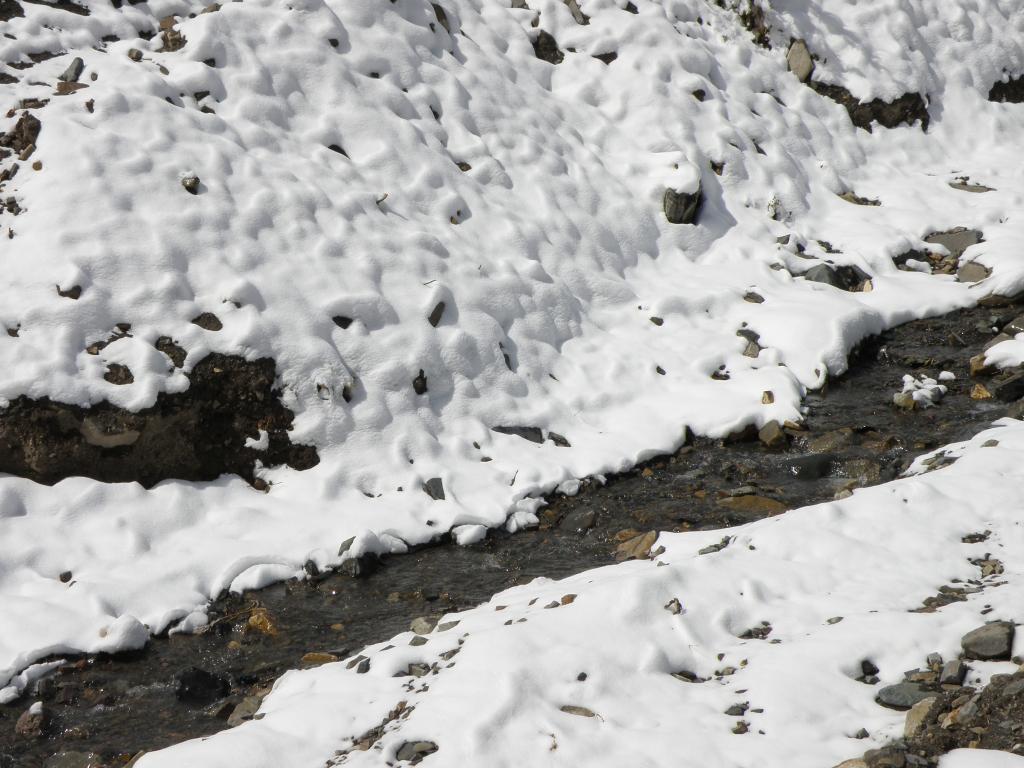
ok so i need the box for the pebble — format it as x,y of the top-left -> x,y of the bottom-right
395,741 -> 439,761
226,696 -> 262,727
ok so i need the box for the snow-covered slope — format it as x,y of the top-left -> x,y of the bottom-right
2,0 -> 1024,698
135,421 -> 1024,768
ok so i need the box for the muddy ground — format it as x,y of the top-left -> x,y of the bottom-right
2,301 -> 1023,767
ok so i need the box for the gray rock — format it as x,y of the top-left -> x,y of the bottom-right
227,695 -> 262,727
1004,314 -> 1024,335
396,740 -> 438,762
181,174 -> 200,194
44,754 -> 103,768
492,425 -> 544,443
787,39 -> 814,82
876,682 -> 937,710
958,261 -> 991,283
422,477 -> 445,500
962,620 -> 1014,660
1001,678 -> 1024,698
940,659 -> 967,686
411,616 -> 439,635
58,57 -> 84,83
925,228 -> 982,260
802,263 -> 870,291
559,508 -> 596,533
663,184 -> 703,225
788,453 -> 834,480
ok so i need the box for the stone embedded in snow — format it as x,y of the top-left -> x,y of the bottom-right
787,39 -> 814,82
181,174 -> 200,195
58,57 -> 84,83
925,228 -> 982,260
615,530 -> 657,561
227,695 -> 262,727
492,425 -> 544,443
422,477 -> 445,500
961,621 -> 1014,660
413,369 -> 428,394
532,30 -> 563,64
663,183 -> 703,224
801,263 -> 870,292
395,740 -> 438,762
427,301 -> 445,327
560,705 -> 597,717
876,682 -> 937,710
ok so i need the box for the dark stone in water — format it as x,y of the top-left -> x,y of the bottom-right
175,667 -> 229,705
788,453 -> 835,480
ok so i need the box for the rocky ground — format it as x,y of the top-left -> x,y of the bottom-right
4,298 -> 1024,767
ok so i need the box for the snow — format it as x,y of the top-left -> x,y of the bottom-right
1,0 -> 1024,761
943,752 -> 1024,768
136,420 -> 1024,767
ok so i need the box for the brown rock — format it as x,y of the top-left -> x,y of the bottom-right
615,530 -> 657,561
15,704 -> 47,738
717,495 -> 786,516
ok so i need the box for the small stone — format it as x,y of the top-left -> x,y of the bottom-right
962,620 -> 1014,660
395,741 -> 439,762
58,57 -> 85,83
411,616 -> 439,635
437,620 -> 459,631
559,705 -> 596,717
970,353 -> 993,377
716,495 -> 786,517
663,184 -> 703,225
744,291 -> 765,304
427,301 -> 445,327
787,39 -> 814,82
971,383 -> 994,400
761,390 -> 774,404
992,372 -> 1024,402
664,598 -> 682,614
103,363 -> 134,385
559,508 -> 596,533
893,391 -> 917,410
190,312 -> 222,331
57,284 -> 82,300
409,635 -> 428,647
15,703 -> 48,738
43,753 -> 103,768
181,174 -> 200,194
226,696 -> 261,727
876,682 -> 938,710
758,420 -> 786,448
904,696 -> 937,738
127,48 -> 143,61
615,530 -> 657,561
940,659 -> 967,686
422,477 -> 444,500
413,369 -> 428,395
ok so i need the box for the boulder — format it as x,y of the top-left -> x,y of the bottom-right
961,620 -> 1014,660
663,183 -> 703,224
786,39 -> 814,82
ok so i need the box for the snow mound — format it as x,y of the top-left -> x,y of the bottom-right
2,0 -> 1024,691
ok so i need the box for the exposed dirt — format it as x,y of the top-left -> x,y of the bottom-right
810,81 -> 930,131
0,353 -> 318,488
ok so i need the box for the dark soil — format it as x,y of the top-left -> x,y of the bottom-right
0,353 -> 318,488
810,81 -> 930,132
1,301 -> 1022,766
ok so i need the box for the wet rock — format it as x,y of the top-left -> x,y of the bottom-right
961,621 -> 1014,660
789,453 -> 835,479
301,652 -> 338,666
787,39 -> 814,82
559,508 -> 596,533
991,372 -> 1024,402
758,420 -> 786,448
176,667 -> 230,705
957,262 -> 990,283
226,696 -> 262,727
395,741 -> 438,762
970,353 -> 994,377
127,48 -> 143,61
492,425 -> 543,443
663,183 -> 703,225
716,494 -> 786,517
422,477 -> 445,501
809,81 -> 929,132
58,57 -> 84,83
43,754 -> 103,768
876,682 -> 937,710
532,30 -> 563,65
14,703 -> 47,738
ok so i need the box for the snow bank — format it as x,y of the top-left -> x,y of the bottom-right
136,419 -> 1024,767
2,0 -> 1024,693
